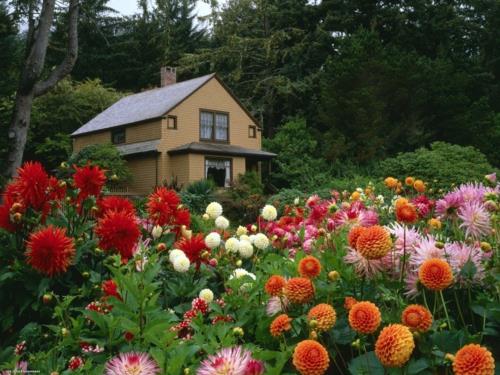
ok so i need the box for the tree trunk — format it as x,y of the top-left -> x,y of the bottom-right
4,0 -> 79,178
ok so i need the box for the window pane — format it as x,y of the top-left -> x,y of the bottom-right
201,112 -> 213,139
205,158 -> 230,187
215,113 -> 228,141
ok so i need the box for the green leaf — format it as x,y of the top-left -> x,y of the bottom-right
348,352 -> 385,375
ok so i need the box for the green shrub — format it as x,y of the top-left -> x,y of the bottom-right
66,143 -> 132,185
180,179 -> 216,214
378,142 -> 495,189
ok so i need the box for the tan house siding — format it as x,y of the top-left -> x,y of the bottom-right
126,120 -> 161,143
169,154 -> 191,187
126,156 -> 158,194
232,157 -> 246,180
73,131 -> 111,152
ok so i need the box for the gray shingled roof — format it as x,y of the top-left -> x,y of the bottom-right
168,142 -> 276,159
71,74 -> 215,136
116,140 -> 160,156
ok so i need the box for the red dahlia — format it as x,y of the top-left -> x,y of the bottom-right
73,164 -> 106,200
102,279 -> 122,301
97,196 -> 136,217
175,233 -> 208,268
95,210 -> 140,262
146,187 -> 181,225
15,161 -> 49,211
26,226 -> 75,277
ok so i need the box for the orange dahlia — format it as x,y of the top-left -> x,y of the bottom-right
348,226 -> 365,249
375,324 -> 415,367
401,304 -> 433,332
414,180 -> 426,193
344,296 -> 358,311
453,344 -> 495,375
265,275 -> 287,296
418,258 -> 453,291
356,225 -> 392,259
270,314 -> 292,337
348,301 -> 381,334
298,256 -> 321,279
395,197 -> 409,209
26,226 -> 75,277
293,340 -> 330,375
405,176 -> 415,186
384,177 -> 398,189
307,304 -> 336,332
396,203 -> 418,224
284,277 -> 315,304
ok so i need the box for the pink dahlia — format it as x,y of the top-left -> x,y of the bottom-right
457,201 -> 491,239
435,191 -> 463,218
446,242 -> 488,285
410,236 -> 443,268
266,296 -> 289,316
105,352 -> 160,375
344,247 -> 385,278
197,346 -> 264,375
387,223 -> 421,253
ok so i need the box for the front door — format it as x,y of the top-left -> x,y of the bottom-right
205,158 -> 232,187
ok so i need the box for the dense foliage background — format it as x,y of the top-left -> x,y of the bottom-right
1,0 -> 500,188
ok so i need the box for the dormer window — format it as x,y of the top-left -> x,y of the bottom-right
200,110 -> 229,142
111,128 -> 125,144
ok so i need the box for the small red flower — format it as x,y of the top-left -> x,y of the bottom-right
68,356 -> 84,371
15,161 -> 50,211
95,210 -> 140,262
124,331 -> 134,342
97,196 -> 136,217
73,164 -> 106,200
175,234 -> 208,268
102,279 -> 122,301
26,226 -> 75,277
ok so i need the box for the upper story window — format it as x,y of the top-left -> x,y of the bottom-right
200,110 -> 229,142
167,115 -> 177,129
111,128 -> 125,144
248,125 -> 257,138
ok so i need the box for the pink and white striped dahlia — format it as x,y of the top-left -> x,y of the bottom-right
197,346 -> 264,375
344,247 -> 385,278
105,352 -> 160,375
457,201 -> 491,239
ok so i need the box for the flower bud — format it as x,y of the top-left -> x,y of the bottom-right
351,339 -> 361,349
184,369 -> 190,375
61,328 -> 69,337
82,271 -> 90,279
156,243 -> 167,252
444,353 -> 455,363
235,259 -> 242,267
309,330 -> 318,340
435,241 -> 445,249
439,322 -> 447,329
250,225 -> 257,232
12,212 -> 22,223
202,213 -> 210,220
42,293 -> 53,304
152,225 -> 163,239
309,319 -> 318,329
209,258 -> 218,267
58,180 -> 67,188
480,242 -> 492,253
201,250 -> 210,260
60,161 -> 68,169
328,270 -> 340,281
181,225 -> 192,240
110,174 -> 119,181
233,327 -> 244,337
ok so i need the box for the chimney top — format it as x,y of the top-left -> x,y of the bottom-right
160,67 -> 177,87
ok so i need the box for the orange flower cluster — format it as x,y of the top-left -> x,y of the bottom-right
298,256 -> 322,279
414,180 -> 425,193
452,344 -> 495,375
396,202 -> 418,224
348,301 -> 381,334
307,304 -> 336,332
375,324 -> 415,367
344,296 -> 358,311
401,305 -> 433,332
355,226 -> 393,260
292,340 -> 330,375
285,277 -> 315,304
384,177 -> 399,189
270,314 -> 292,337
348,226 -> 365,249
265,275 -> 286,296
418,258 -> 453,291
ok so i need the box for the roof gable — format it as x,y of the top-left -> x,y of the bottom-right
71,73 -> 215,136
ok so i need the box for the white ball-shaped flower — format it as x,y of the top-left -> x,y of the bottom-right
173,256 -> 190,272
215,215 -> 230,230
238,240 -> 254,259
248,234 -> 256,244
205,202 -> 223,219
169,249 -> 185,263
236,225 -> 248,236
230,268 -> 256,280
199,288 -> 214,303
205,232 -> 221,249
239,234 -> 250,242
225,237 -> 240,253
253,233 -> 270,250
261,204 -> 278,221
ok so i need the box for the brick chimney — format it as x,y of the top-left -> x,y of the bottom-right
160,67 -> 177,86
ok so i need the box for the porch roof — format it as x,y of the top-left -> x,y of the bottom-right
167,142 -> 276,160
116,140 -> 160,156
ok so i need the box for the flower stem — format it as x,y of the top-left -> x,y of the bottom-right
400,225 -> 407,282
439,290 -> 452,330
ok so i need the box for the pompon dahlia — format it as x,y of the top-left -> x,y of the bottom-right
73,164 -> 106,199
292,340 -> 330,375
401,305 -> 433,332
298,256 -> 321,279
356,225 -> 392,260
453,344 -> 495,375
396,203 -> 418,224
105,352 -> 160,375
265,275 -> 286,296
26,226 -> 75,277
95,210 -> 140,262
344,296 -> 358,311
175,234 -> 209,268
348,226 -> 365,249
284,277 -> 315,304
270,314 -> 292,337
348,301 -> 381,334
97,196 -> 136,217
307,304 -> 336,332
15,161 -> 49,210
375,324 -> 415,367
197,346 -> 261,375
418,258 -> 453,291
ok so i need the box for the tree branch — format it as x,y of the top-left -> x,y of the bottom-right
33,0 -> 79,97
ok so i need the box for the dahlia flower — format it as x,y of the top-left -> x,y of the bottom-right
409,236 -> 443,268
199,288 -> 214,303
292,340 -> 330,375
355,225 -> 392,260
225,237 -> 240,253
401,304 -> 433,332
344,247 -> 385,278
446,242 -> 488,285
265,275 -> 286,296
261,204 -> 278,221
453,344 -> 495,375
418,258 -> 453,291
396,203 -> 418,224
205,232 -> 221,249
298,256 -> 321,279
206,202 -> 223,219
307,304 -> 336,332
169,249 -> 186,263
458,201 -> 491,239
348,301 -> 381,334
173,255 -> 190,272
238,240 -> 254,259
236,225 -> 248,236
270,314 -> 292,337
26,226 -> 75,277
215,215 -> 230,229
375,324 -> 415,367
253,233 -> 270,250
105,352 -> 160,375
73,164 -> 106,200
284,277 -> 315,304
97,196 -> 136,217
197,346 -> 264,375
14,161 -> 50,211
175,234 -> 209,268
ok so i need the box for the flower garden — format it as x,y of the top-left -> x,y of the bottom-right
0,162 -> 498,374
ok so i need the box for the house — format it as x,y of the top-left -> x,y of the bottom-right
71,68 -> 276,194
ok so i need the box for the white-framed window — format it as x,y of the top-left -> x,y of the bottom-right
205,158 -> 231,187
